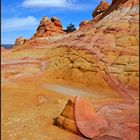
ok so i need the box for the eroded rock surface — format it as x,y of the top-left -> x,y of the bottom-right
92,0 -> 110,18
1,0 -> 139,139
53,98 -> 81,135
32,16 -> 65,38
54,96 -> 139,139
13,36 -> 28,48
79,20 -> 90,30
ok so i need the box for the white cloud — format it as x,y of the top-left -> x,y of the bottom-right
22,0 -> 89,10
22,0 -> 68,8
2,16 -> 39,32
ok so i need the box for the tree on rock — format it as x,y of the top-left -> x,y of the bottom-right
65,23 -> 76,33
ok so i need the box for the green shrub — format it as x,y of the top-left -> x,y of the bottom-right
65,23 -> 76,33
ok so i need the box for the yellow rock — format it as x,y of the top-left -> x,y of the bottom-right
116,35 -> 137,47
62,119 -> 79,134
115,20 -> 129,30
112,55 -> 129,65
61,104 -> 74,120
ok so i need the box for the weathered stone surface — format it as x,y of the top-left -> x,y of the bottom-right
32,16 -> 65,38
93,135 -> 123,140
79,20 -> 90,29
92,1 -> 110,18
53,98 -> 81,135
1,0 -> 139,139
61,99 -> 75,120
75,97 -> 109,138
13,36 -> 27,48
54,97 -> 109,138
51,16 -> 63,29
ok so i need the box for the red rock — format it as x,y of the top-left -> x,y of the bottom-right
93,135 -> 123,140
51,16 -> 63,29
74,97 -> 108,138
32,16 -> 65,38
92,0 -> 110,18
79,1 -> 110,30
79,20 -> 90,29
2,0 -> 139,139
1,47 -> 6,51
79,20 -> 93,30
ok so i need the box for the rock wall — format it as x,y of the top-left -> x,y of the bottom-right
43,0 -> 139,99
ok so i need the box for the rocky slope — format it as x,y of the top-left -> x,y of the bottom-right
92,1 -> 110,18
1,0 -> 139,139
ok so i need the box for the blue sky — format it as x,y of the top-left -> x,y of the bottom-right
2,0 -> 112,44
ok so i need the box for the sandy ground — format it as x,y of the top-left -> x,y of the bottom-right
1,71 -> 122,140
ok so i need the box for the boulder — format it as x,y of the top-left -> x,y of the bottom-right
54,97 -> 109,138
13,36 -> 27,47
79,20 -> 90,29
53,98 -> 81,135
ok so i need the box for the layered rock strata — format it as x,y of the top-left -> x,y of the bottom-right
13,36 -> 27,48
92,0 -> 110,18
1,0 -> 139,139
32,16 -> 65,38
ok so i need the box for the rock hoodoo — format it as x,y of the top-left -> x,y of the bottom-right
51,16 -> 63,29
32,16 -> 65,38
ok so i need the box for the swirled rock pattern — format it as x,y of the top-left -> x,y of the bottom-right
1,0 -> 139,139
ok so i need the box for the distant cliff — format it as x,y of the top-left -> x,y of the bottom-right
1,44 -> 13,49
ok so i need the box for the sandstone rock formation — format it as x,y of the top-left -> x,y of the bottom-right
51,16 -> 63,29
1,0 -> 139,139
79,1 -> 110,30
13,36 -> 27,48
92,0 -> 110,18
54,96 -> 139,139
53,98 -> 81,135
79,20 -> 91,30
32,16 -> 65,38
54,97 -> 109,138
53,0 -> 139,139
79,0 -> 110,30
